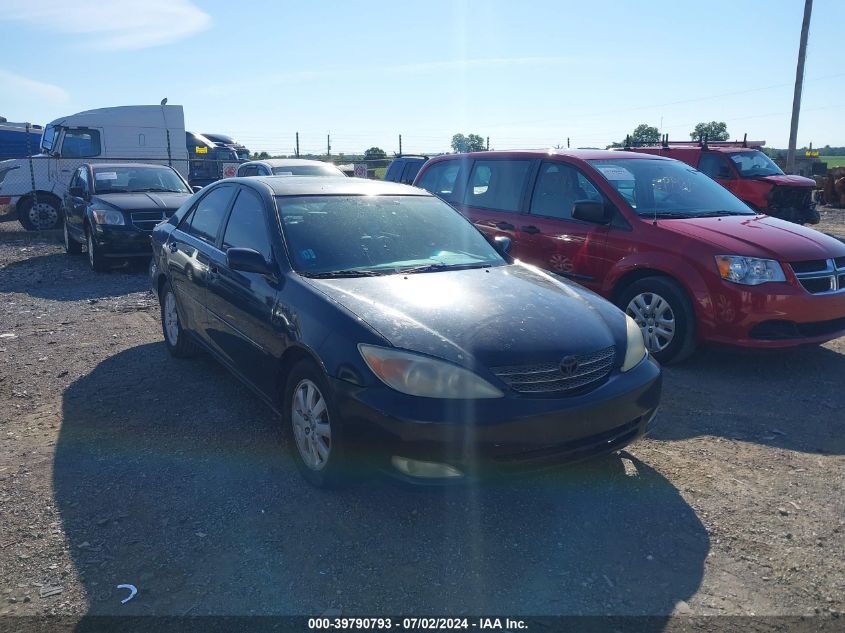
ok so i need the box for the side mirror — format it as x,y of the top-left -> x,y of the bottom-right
226,247 -> 275,275
69,186 -> 85,198
493,235 -> 512,255
572,200 -> 610,224
191,185 -> 203,193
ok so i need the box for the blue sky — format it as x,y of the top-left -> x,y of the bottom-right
1,0 -> 842,155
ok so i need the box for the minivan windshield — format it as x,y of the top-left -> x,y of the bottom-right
589,158 -> 754,218
92,166 -> 190,194
728,150 -> 784,178
277,194 -> 505,277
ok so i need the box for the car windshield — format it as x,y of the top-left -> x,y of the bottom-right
272,165 -> 343,176
92,166 -> 190,194
277,194 -> 505,276
589,158 -> 754,218
728,150 -> 784,178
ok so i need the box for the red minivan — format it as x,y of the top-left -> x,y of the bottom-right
414,150 -> 845,363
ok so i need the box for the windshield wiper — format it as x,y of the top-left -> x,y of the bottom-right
302,269 -> 386,278
396,262 -> 493,274
639,211 -> 692,219
692,210 -> 754,217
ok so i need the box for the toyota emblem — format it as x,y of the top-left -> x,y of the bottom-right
560,355 -> 579,377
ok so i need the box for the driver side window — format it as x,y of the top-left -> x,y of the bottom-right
698,154 -> 733,180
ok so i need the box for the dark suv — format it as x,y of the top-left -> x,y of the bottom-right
384,155 -> 428,184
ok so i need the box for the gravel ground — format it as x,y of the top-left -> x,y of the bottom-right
0,219 -> 843,628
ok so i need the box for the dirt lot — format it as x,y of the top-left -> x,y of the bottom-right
0,214 -> 843,627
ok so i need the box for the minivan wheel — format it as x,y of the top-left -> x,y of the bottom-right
284,360 -> 346,488
63,220 -> 83,255
618,277 -> 696,364
160,281 -> 197,358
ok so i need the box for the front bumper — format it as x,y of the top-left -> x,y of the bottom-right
92,225 -> 153,258
698,278 -> 845,348
331,356 -> 662,480
0,196 -> 19,222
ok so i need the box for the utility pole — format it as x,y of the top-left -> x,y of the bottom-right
295,132 -> 300,158
399,134 -> 402,155
786,0 -> 813,174
567,137 -> 570,149
327,134 -> 331,159
486,136 -> 490,151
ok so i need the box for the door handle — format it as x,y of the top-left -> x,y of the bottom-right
521,225 -> 541,234
495,221 -> 515,230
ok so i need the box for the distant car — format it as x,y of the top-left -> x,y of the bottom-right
236,159 -> 345,178
62,163 -> 195,271
149,175 -> 661,487
384,155 -> 428,184
624,140 -> 820,225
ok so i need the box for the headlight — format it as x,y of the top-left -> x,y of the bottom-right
715,255 -> 785,285
621,314 -> 647,372
358,344 -> 503,399
91,208 -> 125,226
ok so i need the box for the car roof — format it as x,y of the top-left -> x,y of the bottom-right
626,145 -> 760,154
242,158 -> 342,168
88,163 -> 176,170
429,149 -> 673,162
236,176 -> 429,196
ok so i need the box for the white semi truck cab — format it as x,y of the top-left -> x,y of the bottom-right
0,105 -> 188,230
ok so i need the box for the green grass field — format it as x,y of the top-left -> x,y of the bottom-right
822,156 -> 845,169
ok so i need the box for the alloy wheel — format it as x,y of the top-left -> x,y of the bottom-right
163,291 -> 180,346
291,379 -> 331,471
626,292 -> 676,353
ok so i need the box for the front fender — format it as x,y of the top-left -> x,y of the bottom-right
603,252 -> 717,335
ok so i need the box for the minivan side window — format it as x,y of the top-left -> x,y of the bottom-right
60,129 -> 101,158
416,162 -> 462,199
530,162 -> 603,220
238,165 -> 259,177
221,189 -> 272,261
463,160 -> 531,212
698,154 -> 733,179
400,161 -> 423,184
187,186 -> 235,245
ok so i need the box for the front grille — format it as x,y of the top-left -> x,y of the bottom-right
130,210 -> 167,231
769,186 -> 812,209
789,258 -> 845,295
492,346 -> 615,395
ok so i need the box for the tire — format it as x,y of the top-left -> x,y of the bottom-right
63,220 -> 84,255
18,195 -> 61,231
618,276 -> 696,364
283,359 -> 346,488
86,226 -> 109,272
159,281 -> 198,358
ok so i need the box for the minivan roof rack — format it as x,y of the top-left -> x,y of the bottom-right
655,133 -> 765,150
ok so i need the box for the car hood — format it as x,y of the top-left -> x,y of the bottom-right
93,192 -> 192,213
303,263 -> 625,370
659,215 -> 845,261
756,174 -> 816,188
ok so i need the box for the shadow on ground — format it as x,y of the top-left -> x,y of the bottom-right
55,343 -> 707,622
0,252 -> 149,301
653,343 -> 845,455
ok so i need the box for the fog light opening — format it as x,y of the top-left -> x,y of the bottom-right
391,456 -> 463,479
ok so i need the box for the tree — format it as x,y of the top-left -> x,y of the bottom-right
252,151 -> 270,160
630,124 -> 660,146
451,133 -> 486,153
364,147 -> 387,160
690,121 -> 729,142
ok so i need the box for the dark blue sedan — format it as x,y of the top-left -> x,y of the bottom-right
150,176 -> 661,486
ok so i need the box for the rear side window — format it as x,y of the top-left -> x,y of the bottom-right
698,154 -> 733,179
530,162 -> 603,220
60,129 -> 101,158
238,165 -> 259,177
400,161 -> 423,184
463,160 -> 531,212
222,189 -> 272,261
384,161 -> 403,182
187,186 -> 235,244
416,161 -> 462,199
